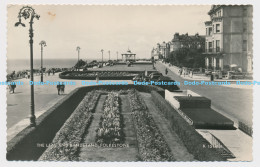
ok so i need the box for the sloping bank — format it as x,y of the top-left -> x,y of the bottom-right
151,90 -> 226,161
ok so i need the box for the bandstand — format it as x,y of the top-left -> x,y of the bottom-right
121,49 -> 136,62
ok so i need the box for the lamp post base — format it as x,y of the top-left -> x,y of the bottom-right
41,74 -> 43,82
30,115 -> 36,127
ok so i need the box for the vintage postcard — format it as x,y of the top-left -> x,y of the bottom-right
4,4 -> 255,163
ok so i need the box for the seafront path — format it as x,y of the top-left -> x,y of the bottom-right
6,73 -> 133,141
155,61 -> 253,127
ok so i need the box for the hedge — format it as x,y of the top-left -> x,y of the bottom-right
239,121 -> 253,137
151,91 -> 226,161
174,96 -> 211,109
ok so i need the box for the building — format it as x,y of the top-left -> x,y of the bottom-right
151,33 -> 205,61
169,33 -> 205,52
204,5 -> 253,72
121,48 -> 136,62
151,42 -> 170,60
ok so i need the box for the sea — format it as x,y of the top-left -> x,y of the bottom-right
7,59 -> 97,74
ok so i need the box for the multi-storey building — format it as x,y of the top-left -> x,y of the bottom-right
204,5 -> 253,72
169,33 -> 205,52
151,33 -> 205,60
151,42 -> 170,60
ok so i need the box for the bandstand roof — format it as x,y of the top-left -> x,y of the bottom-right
121,48 -> 136,55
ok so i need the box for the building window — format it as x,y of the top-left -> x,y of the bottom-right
243,40 -> 247,51
243,22 -> 247,32
216,24 -> 220,33
208,42 -> 212,52
217,10 -> 222,17
243,7 -> 247,16
216,40 -> 220,52
208,27 -> 212,35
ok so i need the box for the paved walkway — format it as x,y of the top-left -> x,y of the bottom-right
156,62 -> 253,126
161,62 -> 253,89
140,92 -> 195,161
197,129 -> 252,161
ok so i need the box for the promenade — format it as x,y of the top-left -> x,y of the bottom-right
155,62 -> 253,126
6,72 -> 133,141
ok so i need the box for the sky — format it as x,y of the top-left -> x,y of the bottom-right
7,5 -> 211,60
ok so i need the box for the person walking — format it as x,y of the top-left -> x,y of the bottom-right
57,83 -> 61,95
9,82 -> 16,94
96,73 -> 99,83
165,68 -> 168,75
60,82 -> 65,94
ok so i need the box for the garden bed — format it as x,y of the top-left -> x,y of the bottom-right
39,90 -> 101,161
95,92 -> 125,144
128,89 -> 174,161
59,71 -> 137,80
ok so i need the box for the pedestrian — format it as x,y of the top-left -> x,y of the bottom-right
165,68 -> 168,75
180,69 -> 182,76
57,83 -> 61,95
96,73 -> 99,83
9,82 -> 16,94
60,82 -> 65,94
52,70 -> 55,75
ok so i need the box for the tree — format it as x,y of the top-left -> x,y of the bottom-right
168,47 -> 205,68
75,59 -> 86,69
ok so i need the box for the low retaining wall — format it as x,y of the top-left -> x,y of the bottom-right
151,90 -> 226,161
7,85 -> 163,160
6,88 -> 86,160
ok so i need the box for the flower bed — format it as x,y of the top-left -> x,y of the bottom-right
39,90 -> 101,161
59,71 -> 136,80
95,92 -> 124,144
128,89 -> 174,161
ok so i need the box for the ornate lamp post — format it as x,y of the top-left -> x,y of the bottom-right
101,49 -> 104,67
15,6 -> 40,127
76,46 -> 81,71
116,51 -> 118,61
39,40 -> 46,82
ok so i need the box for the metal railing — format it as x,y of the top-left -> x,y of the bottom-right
177,109 -> 194,126
204,48 -> 223,53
